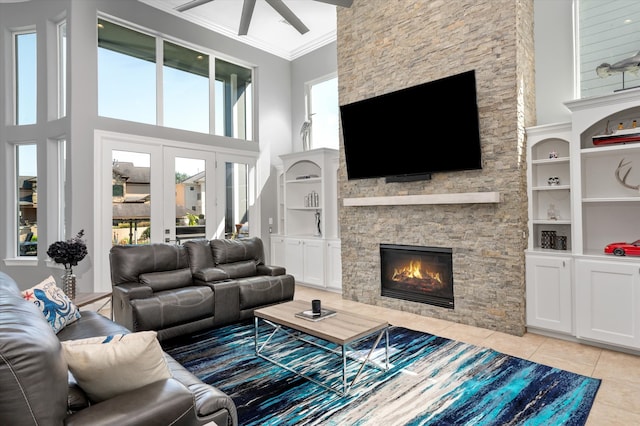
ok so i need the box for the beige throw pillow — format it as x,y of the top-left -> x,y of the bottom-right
61,331 -> 171,402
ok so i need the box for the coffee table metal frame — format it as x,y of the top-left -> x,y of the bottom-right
253,301 -> 389,396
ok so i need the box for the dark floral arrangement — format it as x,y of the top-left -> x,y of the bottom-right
47,230 -> 88,270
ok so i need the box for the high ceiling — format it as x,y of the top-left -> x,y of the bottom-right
139,0 -> 342,60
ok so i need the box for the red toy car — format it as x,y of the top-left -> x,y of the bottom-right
604,240 -> 640,256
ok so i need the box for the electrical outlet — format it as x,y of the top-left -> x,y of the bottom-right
268,217 -> 273,225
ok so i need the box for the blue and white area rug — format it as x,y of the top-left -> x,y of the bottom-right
162,321 -> 601,425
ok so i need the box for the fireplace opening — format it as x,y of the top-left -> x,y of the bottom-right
380,244 -> 454,309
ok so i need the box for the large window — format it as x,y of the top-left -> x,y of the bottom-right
163,41 -> 209,133
215,59 -> 253,139
304,75 -> 339,150
98,18 -> 253,140
98,19 -> 156,124
17,144 -> 38,256
578,0 -> 640,98
14,31 -> 37,125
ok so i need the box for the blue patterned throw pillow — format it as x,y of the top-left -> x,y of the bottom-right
22,275 -> 81,333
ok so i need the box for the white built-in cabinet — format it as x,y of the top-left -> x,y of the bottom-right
525,254 -> 573,334
526,88 -> 640,352
575,259 -> 640,349
270,148 -> 341,292
325,239 -> 342,291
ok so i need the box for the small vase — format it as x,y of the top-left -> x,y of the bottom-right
62,267 -> 76,300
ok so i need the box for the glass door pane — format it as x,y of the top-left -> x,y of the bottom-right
111,150 -> 151,245
17,144 -> 38,256
216,155 -> 254,240
174,157 -> 206,243
164,148 -> 215,244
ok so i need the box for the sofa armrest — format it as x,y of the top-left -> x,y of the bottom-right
193,267 -> 230,283
64,378 -> 197,426
257,264 -> 285,276
165,355 -> 238,425
113,282 -> 154,300
112,284 -> 153,330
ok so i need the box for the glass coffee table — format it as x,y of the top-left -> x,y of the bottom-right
253,300 -> 389,396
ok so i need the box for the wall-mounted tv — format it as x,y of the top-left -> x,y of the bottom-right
340,70 -> 482,182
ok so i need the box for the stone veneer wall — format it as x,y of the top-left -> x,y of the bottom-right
336,0 -> 536,336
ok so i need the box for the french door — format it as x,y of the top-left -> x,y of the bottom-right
95,131 -> 256,291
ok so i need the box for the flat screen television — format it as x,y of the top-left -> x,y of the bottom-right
340,70 -> 482,182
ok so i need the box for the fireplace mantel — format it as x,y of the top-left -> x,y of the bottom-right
343,192 -> 501,207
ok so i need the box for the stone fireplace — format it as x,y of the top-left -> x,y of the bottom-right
380,244 -> 454,309
336,0 -> 534,336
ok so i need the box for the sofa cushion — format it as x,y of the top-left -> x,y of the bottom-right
57,311 -> 130,341
61,331 -> 171,403
139,268 -> 193,292
110,243 -> 190,286
217,260 -> 257,279
184,239 -> 216,272
22,275 -> 81,333
210,237 -> 264,265
131,286 -> 214,330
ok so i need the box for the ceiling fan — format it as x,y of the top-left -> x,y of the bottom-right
175,0 -> 353,36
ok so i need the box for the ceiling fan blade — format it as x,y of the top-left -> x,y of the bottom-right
265,0 -> 309,35
175,0 -> 215,13
238,0 -> 257,35
313,0 -> 353,7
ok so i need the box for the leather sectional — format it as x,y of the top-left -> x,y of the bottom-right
110,236 -> 295,341
0,271 -> 238,426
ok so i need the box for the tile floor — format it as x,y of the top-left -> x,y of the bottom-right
293,286 -> 640,426
88,285 -> 640,425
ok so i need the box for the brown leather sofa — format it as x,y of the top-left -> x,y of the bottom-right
0,271 -> 237,426
110,237 -> 295,341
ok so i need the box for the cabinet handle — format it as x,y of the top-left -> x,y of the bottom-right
563,261 -> 565,267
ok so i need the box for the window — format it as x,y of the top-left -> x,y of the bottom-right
304,75 -> 339,149
97,18 -> 253,140
215,59 -> 253,140
57,21 -> 67,118
17,144 -> 38,256
14,31 -> 37,125
98,19 -> 156,124
163,41 -> 209,133
578,0 -> 640,98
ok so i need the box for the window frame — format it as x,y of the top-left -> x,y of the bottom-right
97,15 -> 255,141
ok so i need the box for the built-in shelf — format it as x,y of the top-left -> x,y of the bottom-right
342,192 -> 501,207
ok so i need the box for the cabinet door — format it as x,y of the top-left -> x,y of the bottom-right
302,239 -> 325,286
326,240 -> 342,291
575,259 -> 640,349
270,235 -> 286,267
284,239 -> 304,280
526,254 -> 572,333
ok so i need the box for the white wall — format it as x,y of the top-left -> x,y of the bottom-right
534,0 -> 575,125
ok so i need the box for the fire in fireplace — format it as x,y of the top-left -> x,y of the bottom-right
380,244 -> 454,309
